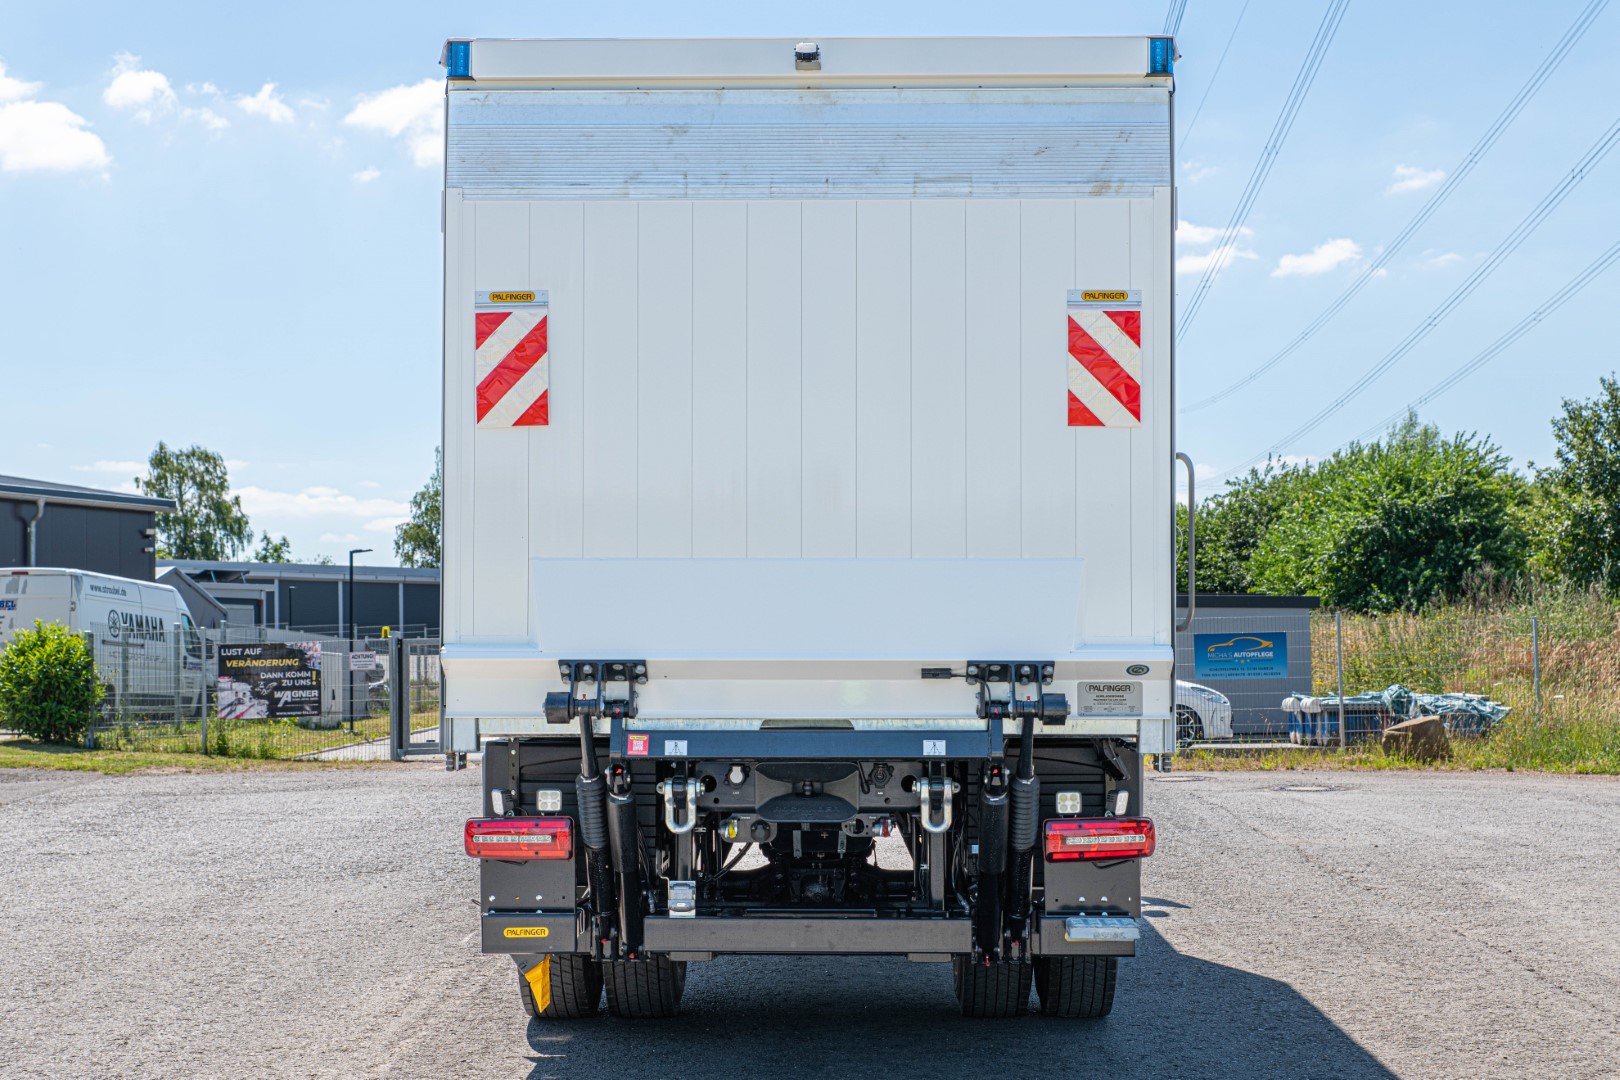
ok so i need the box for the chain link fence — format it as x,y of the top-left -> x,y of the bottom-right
81,625 -> 441,761
1175,600 -> 1619,748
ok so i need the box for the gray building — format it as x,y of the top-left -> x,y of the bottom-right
161,560 -> 440,638
1,475 -> 175,581
1176,593 -> 1320,738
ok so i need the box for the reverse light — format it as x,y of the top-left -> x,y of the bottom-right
464,817 -> 573,860
1055,790 -> 1083,815
1045,817 -> 1156,861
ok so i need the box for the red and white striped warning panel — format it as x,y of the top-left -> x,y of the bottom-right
474,290 -> 549,429
1067,289 -> 1141,428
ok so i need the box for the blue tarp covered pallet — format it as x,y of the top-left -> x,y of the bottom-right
1285,685 -> 1512,743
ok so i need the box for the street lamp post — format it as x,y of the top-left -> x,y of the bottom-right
347,549 -> 372,729
347,548 -> 372,645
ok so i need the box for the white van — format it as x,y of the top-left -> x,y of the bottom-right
0,568 -> 207,718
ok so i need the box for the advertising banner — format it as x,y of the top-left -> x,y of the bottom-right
1193,632 -> 1289,680
217,642 -> 323,719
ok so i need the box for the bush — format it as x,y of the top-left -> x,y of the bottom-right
0,620 -> 104,743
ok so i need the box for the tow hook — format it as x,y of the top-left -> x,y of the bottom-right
657,778 -> 702,834
918,777 -> 960,834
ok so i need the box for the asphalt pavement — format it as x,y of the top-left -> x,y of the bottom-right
1,764 -> 1615,1079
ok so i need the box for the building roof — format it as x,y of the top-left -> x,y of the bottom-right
1177,593 -> 1321,610
155,566 -> 230,617
0,474 -> 175,513
161,559 -> 441,585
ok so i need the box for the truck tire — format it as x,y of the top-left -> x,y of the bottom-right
1035,955 -> 1117,1018
953,957 -> 1032,1018
518,954 -> 603,1020
603,955 -> 686,1018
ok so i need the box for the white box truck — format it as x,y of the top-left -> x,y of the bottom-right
1,568 -> 207,718
441,34 -> 1190,1021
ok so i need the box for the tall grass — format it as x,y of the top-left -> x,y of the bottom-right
1210,586 -> 1620,774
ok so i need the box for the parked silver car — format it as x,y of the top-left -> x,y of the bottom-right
1175,680 -> 1233,745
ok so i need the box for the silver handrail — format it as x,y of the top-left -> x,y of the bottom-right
1175,452 -> 1196,633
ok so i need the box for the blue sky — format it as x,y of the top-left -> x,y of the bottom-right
2,1 -> 1615,563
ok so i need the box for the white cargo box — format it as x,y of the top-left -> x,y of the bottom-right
440,37 -> 1178,749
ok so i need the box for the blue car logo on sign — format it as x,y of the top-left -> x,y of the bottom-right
1193,632 -> 1289,680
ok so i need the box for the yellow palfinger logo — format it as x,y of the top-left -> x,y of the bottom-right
503,926 -> 551,939
1080,290 -> 1130,302
489,291 -> 536,304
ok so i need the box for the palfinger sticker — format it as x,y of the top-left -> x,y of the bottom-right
475,290 -> 549,428
1067,289 -> 1142,427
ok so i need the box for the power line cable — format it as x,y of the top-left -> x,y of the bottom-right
1185,0 -> 1611,412
1179,0 -> 1253,154
1179,0 -> 1353,336
1213,116 -> 1620,481
1164,0 -> 1191,37
1346,241 -> 1620,446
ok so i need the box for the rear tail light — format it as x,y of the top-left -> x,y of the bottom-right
1044,817 -> 1156,861
464,817 -> 573,860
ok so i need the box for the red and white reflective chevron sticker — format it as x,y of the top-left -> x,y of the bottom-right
1067,295 -> 1141,428
474,298 -> 549,429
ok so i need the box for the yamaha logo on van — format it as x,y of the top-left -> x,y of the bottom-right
106,609 -> 166,644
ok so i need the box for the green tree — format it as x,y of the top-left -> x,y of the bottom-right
1526,375 -> 1620,593
395,449 -> 441,568
1249,415 -> 1527,612
1177,460 -> 1310,594
0,620 -> 104,743
254,532 -> 292,563
136,443 -> 253,560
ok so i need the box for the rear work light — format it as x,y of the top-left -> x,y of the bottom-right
464,817 -> 573,860
1045,817 -> 1156,861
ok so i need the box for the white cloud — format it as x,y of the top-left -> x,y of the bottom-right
74,460 -> 147,475
344,78 -> 442,167
1174,460 -> 1220,496
1387,163 -> 1445,195
1177,244 -> 1258,276
319,532 -> 363,545
235,82 -> 294,124
1272,238 -> 1362,277
1180,160 -> 1219,184
238,485 -> 407,524
1176,220 -> 1251,247
102,53 -> 175,121
0,99 -> 111,173
1420,250 -> 1462,269
183,106 -> 230,132
1175,220 -> 1258,276
0,62 -> 42,102
352,165 -> 381,183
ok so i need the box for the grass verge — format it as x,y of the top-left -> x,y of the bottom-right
0,737 -> 395,774
1180,710 -> 1620,775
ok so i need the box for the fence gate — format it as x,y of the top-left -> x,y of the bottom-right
389,636 -> 443,760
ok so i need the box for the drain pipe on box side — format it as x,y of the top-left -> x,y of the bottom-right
24,497 -> 45,566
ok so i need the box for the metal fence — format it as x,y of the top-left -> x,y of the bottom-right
82,625 -> 441,762
1175,604 -> 1619,745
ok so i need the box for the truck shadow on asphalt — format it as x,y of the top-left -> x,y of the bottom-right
521,921 -> 1396,1079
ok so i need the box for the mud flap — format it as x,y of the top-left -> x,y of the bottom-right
522,955 -> 552,1015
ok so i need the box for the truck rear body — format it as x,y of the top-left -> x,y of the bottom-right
440,35 -> 1178,1017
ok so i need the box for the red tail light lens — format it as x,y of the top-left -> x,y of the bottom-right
464,817 -> 574,860
1044,817 -> 1156,861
